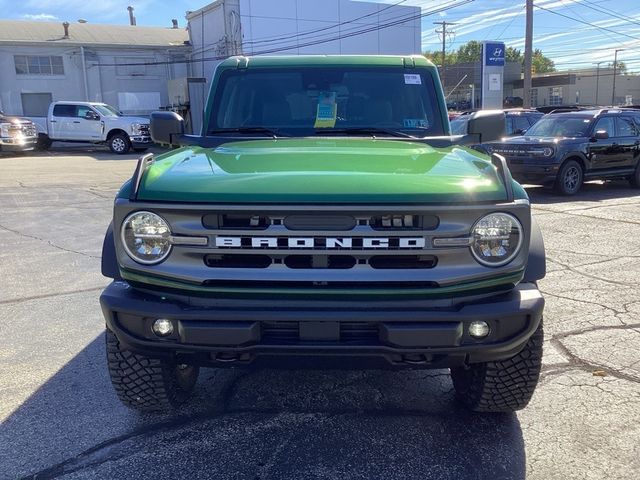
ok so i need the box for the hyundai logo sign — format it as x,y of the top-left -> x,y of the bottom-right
484,42 -> 505,66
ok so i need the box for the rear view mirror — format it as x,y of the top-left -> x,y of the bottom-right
150,111 -> 185,145
85,111 -> 99,120
466,110 -> 506,143
594,129 -> 609,140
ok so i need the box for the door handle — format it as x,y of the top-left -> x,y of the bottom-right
50,120 -> 57,123
73,121 -> 81,123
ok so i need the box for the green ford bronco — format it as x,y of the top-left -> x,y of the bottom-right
100,55 -> 545,413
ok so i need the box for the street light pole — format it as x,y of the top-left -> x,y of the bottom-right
593,61 -> 604,105
523,0 -> 534,108
612,49 -> 624,106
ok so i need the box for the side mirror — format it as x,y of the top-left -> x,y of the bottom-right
150,111 -> 184,145
85,111 -> 99,120
594,129 -> 609,140
466,110 -> 506,143
513,128 -> 526,135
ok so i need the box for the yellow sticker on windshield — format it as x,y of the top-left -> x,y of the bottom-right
314,91 -> 337,128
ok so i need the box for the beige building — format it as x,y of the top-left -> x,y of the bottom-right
512,67 -> 640,107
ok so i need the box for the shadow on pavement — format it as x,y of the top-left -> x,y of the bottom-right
1,335 -> 526,480
526,180 -> 639,204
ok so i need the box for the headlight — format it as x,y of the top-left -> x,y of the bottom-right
543,147 -> 554,157
1,123 -> 11,138
121,211 -> 172,264
130,123 -> 146,135
470,213 -> 523,267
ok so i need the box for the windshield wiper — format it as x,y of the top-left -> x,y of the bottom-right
314,127 -> 416,138
208,127 -> 288,137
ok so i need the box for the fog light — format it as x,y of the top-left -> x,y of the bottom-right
152,318 -> 174,337
469,321 -> 490,338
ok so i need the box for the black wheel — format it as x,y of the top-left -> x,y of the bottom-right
37,134 -> 52,151
108,132 -> 131,154
630,162 -> 640,188
451,320 -> 543,413
554,159 -> 583,195
133,147 -> 149,153
105,329 -> 199,412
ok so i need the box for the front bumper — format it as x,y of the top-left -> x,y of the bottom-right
0,136 -> 37,151
507,161 -> 560,185
130,135 -> 152,147
100,281 -> 544,369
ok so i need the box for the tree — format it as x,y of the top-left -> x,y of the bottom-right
608,61 -> 627,74
532,49 -> 555,73
424,41 -> 556,73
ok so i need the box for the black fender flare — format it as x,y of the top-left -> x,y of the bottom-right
101,222 -> 122,280
524,216 -> 546,282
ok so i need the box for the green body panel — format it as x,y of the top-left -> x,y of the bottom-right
135,139 -> 511,204
121,268 -> 524,299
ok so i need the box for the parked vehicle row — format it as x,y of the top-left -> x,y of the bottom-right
0,110 -> 38,154
484,108 -> 640,195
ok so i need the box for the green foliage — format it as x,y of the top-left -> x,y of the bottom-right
423,41 -> 556,73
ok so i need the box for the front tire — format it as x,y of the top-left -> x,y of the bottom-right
105,329 -> 199,412
630,161 -> 640,188
554,159 -> 583,195
451,320 -> 543,413
108,132 -> 131,154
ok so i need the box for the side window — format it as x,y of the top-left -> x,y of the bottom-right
593,117 -> 614,136
514,116 -> 530,132
77,105 -> 93,118
52,104 -> 77,117
527,114 -> 543,127
615,117 -> 638,137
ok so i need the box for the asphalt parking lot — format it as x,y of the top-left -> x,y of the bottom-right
1,146 -> 639,479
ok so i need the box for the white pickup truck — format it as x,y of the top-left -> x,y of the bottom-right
30,101 -> 152,154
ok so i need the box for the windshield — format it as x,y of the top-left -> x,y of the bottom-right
525,115 -> 592,137
208,67 -> 444,137
93,104 -> 121,117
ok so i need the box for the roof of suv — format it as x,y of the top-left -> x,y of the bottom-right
218,55 -> 436,69
548,108 -> 640,117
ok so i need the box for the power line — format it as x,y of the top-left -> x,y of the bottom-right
98,0 -> 472,68
533,3 -> 640,42
433,20 -> 456,90
242,0 -> 409,46
581,0 -> 640,28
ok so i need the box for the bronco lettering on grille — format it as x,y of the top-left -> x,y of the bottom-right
215,236 -> 426,249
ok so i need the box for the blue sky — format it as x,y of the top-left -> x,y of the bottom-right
1,0 -> 639,72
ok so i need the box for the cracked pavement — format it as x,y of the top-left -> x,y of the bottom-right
0,150 -> 639,479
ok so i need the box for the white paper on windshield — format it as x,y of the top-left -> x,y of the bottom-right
404,74 -> 422,85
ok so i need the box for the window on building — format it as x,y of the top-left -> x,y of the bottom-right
21,93 -> 53,116
14,55 -> 64,75
530,88 -> 538,107
549,87 -> 563,106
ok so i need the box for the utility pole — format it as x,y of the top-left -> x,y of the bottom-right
612,49 -> 624,106
593,61 -> 604,105
433,21 -> 456,93
523,0 -> 533,108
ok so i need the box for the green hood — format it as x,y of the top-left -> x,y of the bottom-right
136,138 -> 509,204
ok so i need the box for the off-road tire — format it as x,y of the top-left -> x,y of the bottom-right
630,162 -> 640,188
554,159 -> 583,195
37,134 -> 52,151
451,320 -> 543,413
108,132 -> 131,154
105,329 -> 199,412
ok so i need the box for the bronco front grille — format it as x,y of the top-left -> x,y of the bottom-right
116,202 -> 530,291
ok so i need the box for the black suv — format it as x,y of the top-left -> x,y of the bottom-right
451,109 -> 543,136
485,109 -> 640,195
